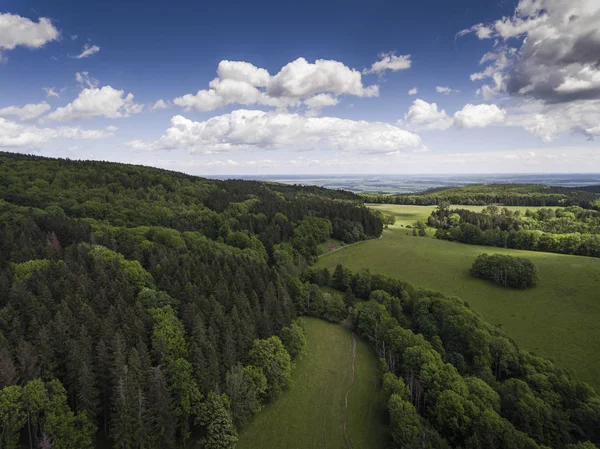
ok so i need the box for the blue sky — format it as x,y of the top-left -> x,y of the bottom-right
1,0 -> 599,174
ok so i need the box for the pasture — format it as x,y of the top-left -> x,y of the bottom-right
317,205 -> 600,391
236,318 -> 388,449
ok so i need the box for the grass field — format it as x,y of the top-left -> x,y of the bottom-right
317,205 -> 600,391
237,318 -> 388,449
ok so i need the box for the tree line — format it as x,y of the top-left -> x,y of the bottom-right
328,265 -> 599,449
430,204 -> 600,257
362,184 -> 600,209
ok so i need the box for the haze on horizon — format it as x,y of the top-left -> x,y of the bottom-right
1,0 -> 600,175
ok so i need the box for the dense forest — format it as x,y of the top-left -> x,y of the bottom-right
1,152 -> 598,449
429,204 -> 600,257
362,184 -> 600,209
0,152 -> 380,449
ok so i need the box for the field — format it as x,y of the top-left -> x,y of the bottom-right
317,205 -> 600,391
237,318 -> 388,449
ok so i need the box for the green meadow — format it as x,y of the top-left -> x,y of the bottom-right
317,204 -> 600,391
237,318 -> 388,449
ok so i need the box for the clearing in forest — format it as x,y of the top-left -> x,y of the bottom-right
236,318 -> 388,449
316,204 -> 600,392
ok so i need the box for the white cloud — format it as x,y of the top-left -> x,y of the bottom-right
436,86 -> 459,95
454,104 -> 506,128
0,102 -> 51,121
268,58 -> 379,98
0,117 -> 116,149
173,57 -> 378,112
460,0 -> 600,104
363,52 -> 412,75
43,87 -> 60,99
74,43 -> 100,59
403,99 -> 452,130
408,87 -> 418,95
127,109 -> 421,154
47,82 -> 143,122
216,60 -> 270,87
151,99 -> 170,111
0,13 -> 59,60
506,99 -> 600,142
75,72 -> 98,89
304,93 -> 339,116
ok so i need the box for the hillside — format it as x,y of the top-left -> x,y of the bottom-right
362,183 -> 600,208
0,152 -> 383,449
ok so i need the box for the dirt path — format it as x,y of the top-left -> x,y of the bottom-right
342,333 -> 357,449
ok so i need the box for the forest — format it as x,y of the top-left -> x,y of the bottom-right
0,152 -> 598,449
429,204 -> 600,257
362,184 -> 600,209
0,152 -> 379,449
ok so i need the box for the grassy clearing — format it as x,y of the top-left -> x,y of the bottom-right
237,318 -> 388,449
317,205 -> 600,391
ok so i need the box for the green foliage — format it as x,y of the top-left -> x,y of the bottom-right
149,305 -> 188,362
225,364 -> 267,427
362,183 -> 600,209
198,392 -> 238,449
315,215 -> 600,392
0,385 -> 25,449
471,253 -> 538,288
11,259 -> 51,282
90,245 -> 154,290
249,336 -> 293,400
343,264 -> 600,449
280,320 -> 307,360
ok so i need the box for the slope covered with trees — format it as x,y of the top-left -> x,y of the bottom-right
0,152 -> 382,449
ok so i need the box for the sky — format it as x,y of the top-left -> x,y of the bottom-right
1,0 -> 600,175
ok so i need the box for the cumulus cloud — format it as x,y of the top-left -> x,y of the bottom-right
126,109 -> 421,154
460,0 -> 600,104
402,99 -> 452,130
363,52 -> 412,74
74,43 -> 100,59
43,87 -> 60,99
173,57 -> 378,112
506,100 -> 600,142
436,86 -> 459,95
453,104 -> 506,128
0,102 -> 51,121
0,13 -> 59,60
151,99 -> 170,111
408,87 -> 418,95
303,93 -> 339,116
0,117 -> 116,149
47,79 -> 143,122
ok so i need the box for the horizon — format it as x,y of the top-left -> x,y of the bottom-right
1,0 -> 600,174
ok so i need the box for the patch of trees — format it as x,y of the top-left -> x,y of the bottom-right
328,265 -> 600,449
0,152 -> 377,448
430,205 -> 600,257
362,183 -> 600,209
470,254 -> 538,288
